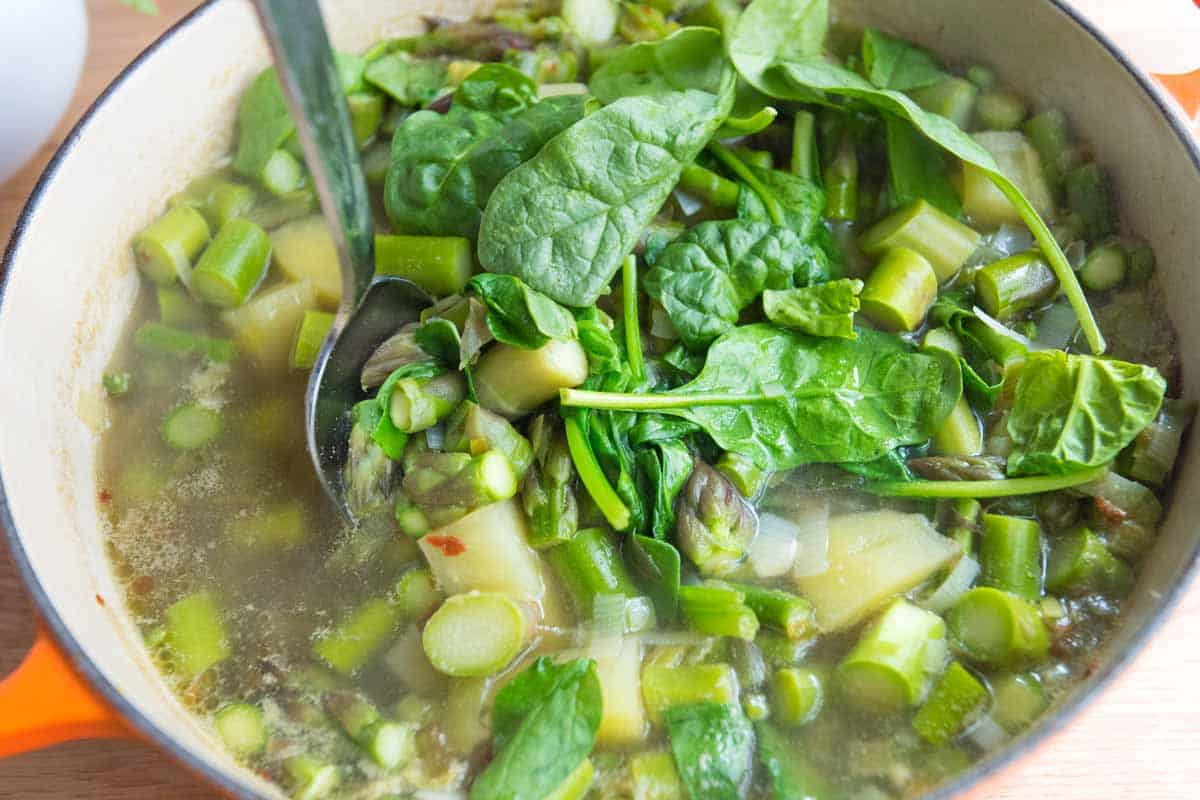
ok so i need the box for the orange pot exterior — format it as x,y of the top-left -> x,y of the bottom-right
1154,68 -> 1200,123
0,624 -> 133,757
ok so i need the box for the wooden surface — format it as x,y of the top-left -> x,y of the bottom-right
0,1 -> 1198,798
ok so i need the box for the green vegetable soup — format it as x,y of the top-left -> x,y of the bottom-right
100,2 -> 1191,798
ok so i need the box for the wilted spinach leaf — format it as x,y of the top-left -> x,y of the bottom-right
367,361 -> 443,459
629,534 -> 682,619
756,722 -> 835,800
470,657 -> 602,800
453,62 -> 539,119
468,274 -> 576,350
1007,350 -> 1165,476
575,306 -> 624,376
885,115 -> 962,217
861,27 -> 946,91
666,702 -> 755,800
734,163 -> 826,241
364,52 -> 448,106
590,27 -> 734,104
762,278 -> 863,339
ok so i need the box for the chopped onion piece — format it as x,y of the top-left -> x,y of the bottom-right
673,189 -> 704,218
964,714 -> 1010,751
424,423 -> 446,451
588,593 -> 626,661
918,555 -> 981,614
638,630 -> 716,648
972,305 -> 1042,351
749,512 -> 800,579
788,499 -> 831,578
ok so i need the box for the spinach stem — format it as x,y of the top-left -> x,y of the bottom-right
560,389 -> 779,410
867,463 -> 1109,498
562,415 -> 632,530
707,141 -> 784,225
622,255 -> 645,383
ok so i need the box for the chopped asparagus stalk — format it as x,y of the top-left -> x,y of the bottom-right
375,234 -> 474,296
860,247 -> 939,332
548,527 -> 652,632
630,750 -> 686,800
912,661 -> 989,745
389,371 -> 466,433
246,188 -> 316,230
474,338 -> 589,419
162,402 -> 223,451
641,663 -> 739,725
1123,239 -> 1157,285
1066,162 -> 1117,240
979,514 -> 1043,601
946,587 -> 1050,666
313,597 -> 401,676
225,502 -> 306,551
676,460 -> 757,577
445,401 -> 534,479
974,89 -> 1027,131
990,672 -> 1048,733
770,667 -> 824,727
393,566 -> 444,620
836,599 -> 947,714
323,689 -> 416,768
678,585 -> 759,641
860,200 -> 981,283
822,139 -> 858,221
715,451 -> 768,500
521,414 -> 579,549
791,110 -> 818,181
1045,527 -> 1133,598
133,205 -> 211,286
910,76 -> 978,129
932,397 -> 983,457
214,703 -> 267,758
1077,242 -> 1128,292
402,450 -> 518,528
157,285 -> 209,329
422,591 -> 530,677
1023,109 -> 1078,195
135,321 -> 237,363
678,164 -> 740,209
190,219 -> 272,309
715,582 -> 814,641
164,592 -> 230,680
259,148 -> 306,197
284,755 -> 340,800
102,372 -> 132,397
974,252 -> 1058,319
290,310 -> 334,371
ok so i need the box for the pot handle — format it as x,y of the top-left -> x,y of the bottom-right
1152,69 -> 1200,125
0,623 -> 134,756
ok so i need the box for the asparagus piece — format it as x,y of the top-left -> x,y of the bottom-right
323,689 -> 416,768
822,138 -> 858,221
1066,162 -> 1117,240
911,661 -> 989,745
202,181 -> 257,229
678,164 -> 740,209
360,324 -> 424,389
860,247 -> 939,332
401,450 -> 519,528
313,598 -> 401,676
346,91 -> 384,148
757,721 -> 835,800
220,281 -> 317,372
791,110 -> 819,181
246,188 -> 316,230
474,338 -> 589,419
259,148 -> 306,197
162,403 -> 223,451
290,310 -> 334,370
770,667 -> 824,727
630,750 -> 686,800
715,451 -> 768,500
836,599 -> 947,714
1045,527 -> 1133,598
422,591 -> 530,677
932,397 -> 983,457
343,414 -> 400,520
1023,109 -> 1078,195
714,582 -> 814,641
445,400 -> 534,480
641,663 -> 740,725
974,252 -> 1059,319
675,460 -> 757,577
677,585 -> 759,641
910,76 -> 978,129
213,703 -> 267,758
1077,242 -> 1128,292
860,200 -> 982,283
990,672 -> 1048,733
393,566 -> 444,620
548,527 -> 651,631
157,285 -> 208,329
388,371 -> 466,433
974,89 -> 1027,131
225,502 -> 306,552
520,414 -> 579,548
135,321 -> 237,363
374,234 -> 474,296
979,514 -> 1043,601
946,587 -> 1050,666
1123,239 -> 1157,285
164,592 -> 230,680
102,372 -> 132,397
190,219 -> 272,309
133,205 -> 211,286
284,755 -> 340,800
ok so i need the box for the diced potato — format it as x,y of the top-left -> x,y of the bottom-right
795,511 -> 959,632
270,215 -> 341,308
962,131 -> 1054,227
220,281 -> 317,373
594,639 -> 648,748
419,499 -> 546,609
444,676 -> 492,754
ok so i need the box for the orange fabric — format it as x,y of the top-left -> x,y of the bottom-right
1154,69 -> 1200,122
0,626 -> 132,756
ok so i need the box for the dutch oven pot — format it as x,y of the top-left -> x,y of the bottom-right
0,1 -> 1197,797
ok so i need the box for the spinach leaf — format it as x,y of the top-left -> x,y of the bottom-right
562,324 -> 963,471
727,14 -> 1105,352
479,82 -> 735,306
885,115 -> 962,217
629,534 -> 682,619
453,63 -> 539,119
725,0 -> 828,99
385,96 -> 588,239
575,306 -> 624,376
661,343 -> 706,381
469,274 -> 576,350
929,288 -> 1025,406
861,28 -> 946,91
1006,351 -> 1166,476
645,221 -> 835,350
763,279 -> 863,339
591,28 -> 734,105
733,162 -> 826,241
370,361 -> 443,459
666,702 -> 755,800
637,438 -> 695,540
471,657 -> 602,800
839,448 -> 917,482
414,318 -> 461,365
364,52 -> 448,106
756,722 -> 835,800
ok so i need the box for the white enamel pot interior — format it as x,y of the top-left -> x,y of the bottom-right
0,1 -> 1197,798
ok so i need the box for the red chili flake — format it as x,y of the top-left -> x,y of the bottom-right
425,534 -> 466,556
95,594 -> 106,607
98,489 -> 113,504
1094,497 -> 1128,524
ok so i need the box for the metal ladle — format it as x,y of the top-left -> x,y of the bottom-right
251,0 -> 428,521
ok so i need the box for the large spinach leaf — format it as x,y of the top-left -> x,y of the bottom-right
666,702 -> 755,800
727,3 -> 1105,354
385,95 -> 587,239
590,27 -> 734,104
468,274 -> 576,350
629,534 -> 682,619
861,28 -> 946,91
645,220 -> 835,350
885,115 -> 962,217
364,52 -> 448,106
763,278 -> 863,340
733,162 -> 826,241
1007,351 -> 1166,476
470,657 -> 602,800
453,63 -> 539,119
479,77 -> 735,306
562,324 -> 962,471
725,0 -> 828,98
